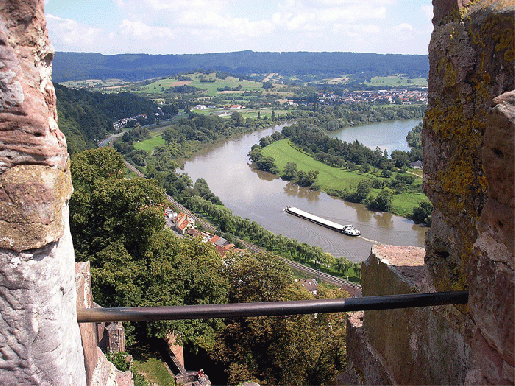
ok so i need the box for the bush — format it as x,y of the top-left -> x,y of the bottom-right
367,188 -> 393,212
412,201 -> 433,225
106,351 -> 130,372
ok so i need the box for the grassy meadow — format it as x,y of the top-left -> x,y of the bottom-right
133,133 -> 165,153
262,139 -> 429,217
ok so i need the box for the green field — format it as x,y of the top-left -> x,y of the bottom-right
365,75 -> 428,88
133,357 -> 175,386
133,134 -> 165,153
262,139 -> 429,217
192,108 -> 290,121
263,139 -> 365,189
138,73 -> 266,97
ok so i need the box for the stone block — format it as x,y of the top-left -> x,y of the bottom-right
0,211 -> 86,385
91,347 -> 133,386
484,91 -> 515,209
469,243 -> 514,367
0,164 -> 73,251
361,245 -> 472,385
344,311 -> 392,385
77,262 -> 99,386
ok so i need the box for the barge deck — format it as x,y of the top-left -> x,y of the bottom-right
284,206 -> 360,236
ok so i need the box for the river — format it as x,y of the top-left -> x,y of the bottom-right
182,119 -> 426,262
327,118 -> 422,153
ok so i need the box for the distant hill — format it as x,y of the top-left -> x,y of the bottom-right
52,51 -> 428,82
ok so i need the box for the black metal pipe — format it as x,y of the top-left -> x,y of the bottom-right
77,291 -> 468,323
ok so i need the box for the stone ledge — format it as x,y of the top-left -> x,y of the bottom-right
340,311 -> 393,385
362,245 -> 428,297
352,245 -> 472,385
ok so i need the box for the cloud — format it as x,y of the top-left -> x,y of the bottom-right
421,4 -> 433,22
395,23 -> 413,32
318,5 -> 387,22
46,14 -> 104,50
46,0 -> 432,55
119,19 -> 175,40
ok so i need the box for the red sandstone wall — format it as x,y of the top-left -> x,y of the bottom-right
344,1 -> 514,384
0,0 -> 86,384
424,1 -> 514,384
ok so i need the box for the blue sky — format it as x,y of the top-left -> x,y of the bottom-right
44,0 -> 434,55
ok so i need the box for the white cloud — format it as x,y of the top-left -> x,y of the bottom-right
318,5 -> 386,22
46,14 -> 103,50
46,0 -> 432,55
119,19 -> 175,40
421,4 -> 433,22
395,23 -> 414,32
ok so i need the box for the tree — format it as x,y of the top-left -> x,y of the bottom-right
211,252 -> 348,385
335,257 -> 353,274
231,111 -> 244,126
412,201 -> 433,225
367,188 -> 393,212
351,179 -> 372,203
70,147 -> 229,348
391,150 -> 410,168
296,170 -> 319,187
256,156 -> 278,173
71,147 -> 126,189
142,231 -> 228,349
282,162 -> 298,181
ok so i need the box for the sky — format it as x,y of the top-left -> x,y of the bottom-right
44,0 -> 434,56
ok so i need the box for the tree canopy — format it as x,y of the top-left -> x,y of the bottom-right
69,147 -> 228,347
212,252 -> 348,385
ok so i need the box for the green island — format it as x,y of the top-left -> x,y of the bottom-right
261,138 -> 430,218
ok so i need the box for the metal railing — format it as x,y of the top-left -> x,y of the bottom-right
77,290 -> 468,323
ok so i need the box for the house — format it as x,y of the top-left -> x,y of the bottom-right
215,243 -> 236,256
409,160 -> 423,169
174,212 -> 195,234
165,209 -> 177,221
164,209 -> 178,228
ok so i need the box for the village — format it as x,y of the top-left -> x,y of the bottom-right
316,88 -> 428,106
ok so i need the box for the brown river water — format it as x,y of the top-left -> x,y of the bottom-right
182,120 -> 427,262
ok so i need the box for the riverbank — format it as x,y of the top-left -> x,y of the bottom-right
261,139 -> 430,219
132,118 -> 291,170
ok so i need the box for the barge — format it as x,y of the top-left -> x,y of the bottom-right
284,206 -> 360,236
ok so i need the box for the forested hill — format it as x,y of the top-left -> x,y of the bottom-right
53,51 -> 428,82
54,84 -> 176,154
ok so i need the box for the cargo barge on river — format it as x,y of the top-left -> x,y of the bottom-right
284,206 -> 360,236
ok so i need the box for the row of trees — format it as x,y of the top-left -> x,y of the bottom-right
53,51 -> 428,83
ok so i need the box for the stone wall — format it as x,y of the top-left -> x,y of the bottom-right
0,0 -> 86,384
76,262 -> 133,386
361,246 -> 472,385
424,0 -> 514,384
344,1 -> 514,384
